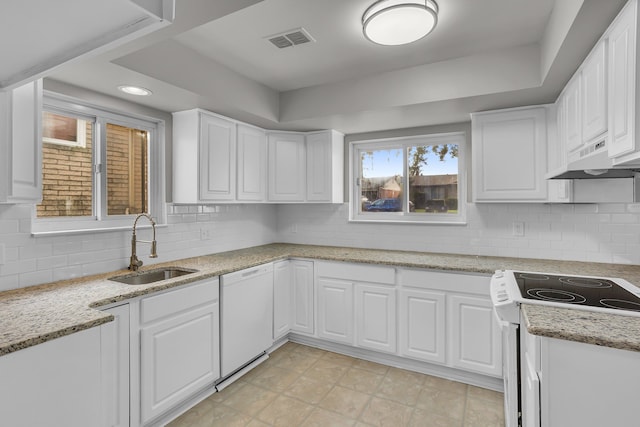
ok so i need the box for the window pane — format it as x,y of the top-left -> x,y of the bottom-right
106,123 -> 149,215
37,113 -> 93,217
408,144 -> 459,214
359,148 -> 403,213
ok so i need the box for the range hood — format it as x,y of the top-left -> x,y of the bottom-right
547,139 -> 640,179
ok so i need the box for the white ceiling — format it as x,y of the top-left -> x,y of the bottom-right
46,0 -> 628,134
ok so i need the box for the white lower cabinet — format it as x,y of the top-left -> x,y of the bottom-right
0,326 -> 105,427
398,288 -> 446,364
317,277 -> 354,344
355,284 -> 396,353
101,304 -> 130,427
448,294 -> 502,376
291,260 -> 315,334
138,278 -> 220,425
273,260 -> 292,340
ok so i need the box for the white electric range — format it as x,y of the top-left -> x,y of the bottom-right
490,269 -> 640,427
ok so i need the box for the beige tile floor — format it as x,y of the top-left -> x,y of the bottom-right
168,342 -> 505,427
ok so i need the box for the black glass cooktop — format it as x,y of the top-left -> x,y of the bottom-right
513,272 -> 640,312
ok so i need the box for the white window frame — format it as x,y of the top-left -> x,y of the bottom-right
349,132 -> 466,224
32,91 -> 166,235
42,113 -> 87,148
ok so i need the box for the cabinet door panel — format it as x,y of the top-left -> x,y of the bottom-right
140,303 -> 219,424
306,132 -> 332,201
237,124 -> 266,201
449,294 -> 501,376
101,304 -> 130,427
582,41 -> 608,142
291,260 -> 314,334
472,107 -> 547,201
268,133 -> 305,201
355,284 -> 396,353
399,289 -> 446,363
608,2 -> 636,158
564,77 -> 582,152
273,260 -> 292,340
317,278 -> 354,344
199,114 -> 236,200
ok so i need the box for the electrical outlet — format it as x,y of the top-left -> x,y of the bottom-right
0,243 -> 4,265
290,223 -> 298,233
200,228 -> 212,240
512,222 -> 525,237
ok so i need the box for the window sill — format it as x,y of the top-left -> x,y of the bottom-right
31,223 -> 168,237
348,218 -> 467,225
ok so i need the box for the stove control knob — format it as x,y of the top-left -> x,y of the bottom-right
497,291 -> 509,302
494,270 -> 504,279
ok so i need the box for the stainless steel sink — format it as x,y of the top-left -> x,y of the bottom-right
109,267 -> 197,285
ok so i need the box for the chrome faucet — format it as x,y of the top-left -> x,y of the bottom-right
129,213 -> 158,271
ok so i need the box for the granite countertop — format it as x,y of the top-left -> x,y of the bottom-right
3,242 -> 640,357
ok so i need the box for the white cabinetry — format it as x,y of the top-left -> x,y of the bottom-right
399,269 -> 501,377
448,294 -> 501,376
563,76 -> 583,153
582,41 -> 608,143
316,261 -> 396,352
101,304 -> 130,427
0,79 -> 42,203
237,124 -> 266,201
273,260 -> 292,340
317,277 -> 354,344
172,110 -> 236,203
306,130 -> 344,203
0,327 -> 105,427
472,106 -> 548,202
521,326 -> 640,427
291,260 -> 315,334
268,130 -> 344,203
398,288 -> 446,364
355,283 -> 396,353
139,279 -> 220,425
267,132 -> 306,202
608,0 -> 639,163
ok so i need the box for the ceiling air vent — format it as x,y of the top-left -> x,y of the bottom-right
266,28 -> 315,49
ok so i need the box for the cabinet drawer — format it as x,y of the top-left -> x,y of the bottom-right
317,261 -> 395,284
400,269 -> 489,295
140,278 -> 219,324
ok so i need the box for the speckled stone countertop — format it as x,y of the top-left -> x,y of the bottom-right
2,242 -> 640,357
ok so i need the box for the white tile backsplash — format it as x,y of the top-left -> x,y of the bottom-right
1,200 -> 639,292
0,203 -> 277,292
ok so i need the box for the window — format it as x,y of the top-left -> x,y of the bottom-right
32,93 -> 165,234
350,132 -> 466,224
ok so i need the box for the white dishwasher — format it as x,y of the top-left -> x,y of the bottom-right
220,263 -> 274,378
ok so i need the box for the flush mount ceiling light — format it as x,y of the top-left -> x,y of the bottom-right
362,0 -> 439,46
118,85 -> 152,96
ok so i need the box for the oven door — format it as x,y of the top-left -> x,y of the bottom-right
497,315 -> 520,427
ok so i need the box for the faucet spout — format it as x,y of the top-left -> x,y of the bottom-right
129,213 -> 157,271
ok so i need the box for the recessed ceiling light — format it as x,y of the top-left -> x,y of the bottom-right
362,0 -> 439,46
118,85 -> 152,96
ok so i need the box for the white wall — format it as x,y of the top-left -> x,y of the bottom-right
0,203 -> 277,292
275,202 -> 640,265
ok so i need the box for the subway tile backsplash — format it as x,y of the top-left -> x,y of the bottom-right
0,201 -> 639,291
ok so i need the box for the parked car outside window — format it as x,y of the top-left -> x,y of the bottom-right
366,198 -> 415,212
424,199 -> 448,213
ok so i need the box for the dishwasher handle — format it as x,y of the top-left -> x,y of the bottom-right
222,263 -> 274,285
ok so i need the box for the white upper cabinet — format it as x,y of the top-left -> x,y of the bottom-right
172,110 -> 236,203
563,76 -> 583,153
0,79 -> 42,203
305,130 -> 344,203
174,109 -> 342,205
267,132 -> 306,202
472,106 -> 548,202
199,113 -> 237,201
608,0 -> 638,162
582,41 -> 608,143
237,124 -> 266,202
